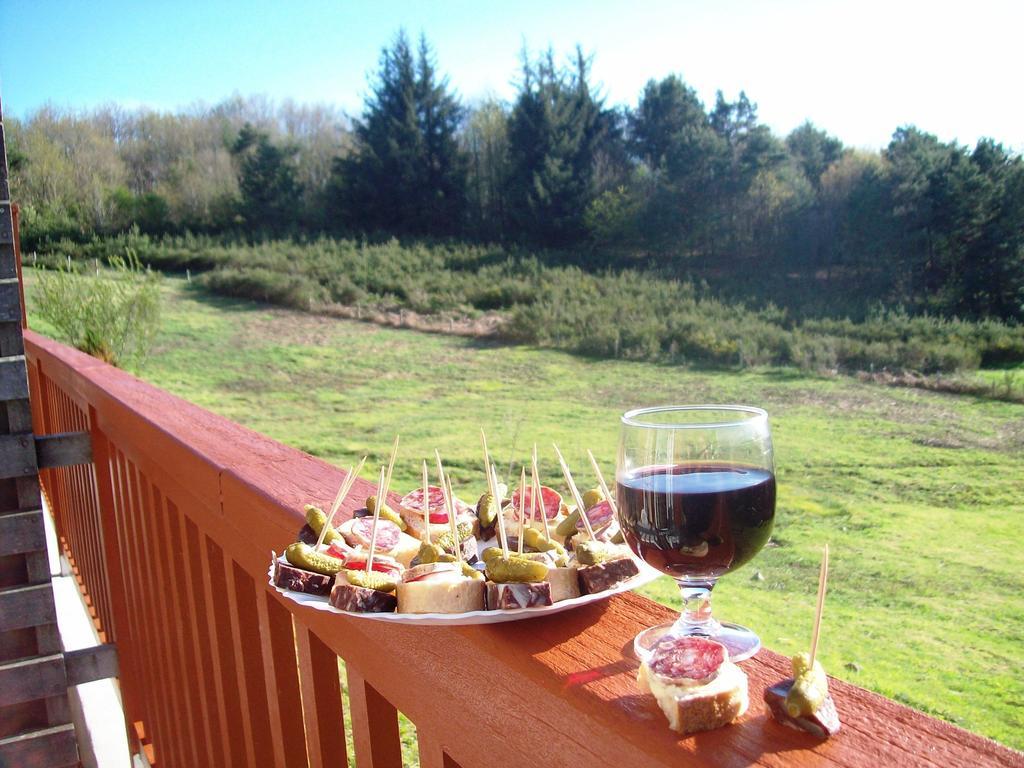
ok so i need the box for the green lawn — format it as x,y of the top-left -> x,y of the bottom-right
26,273 -> 1024,752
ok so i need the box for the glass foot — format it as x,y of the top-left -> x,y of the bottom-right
633,620 -> 761,663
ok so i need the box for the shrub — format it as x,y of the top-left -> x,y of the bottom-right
33,251 -> 162,368
32,234 -> 1024,375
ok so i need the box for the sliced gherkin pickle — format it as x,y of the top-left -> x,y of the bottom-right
476,492 -> 497,528
365,495 -> 407,530
486,556 -> 549,583
461,562 -> 485,580
574,540 -> 621,565
417,542 -> 443,564
786,674 -> 827,717
555,509 -> 582,537
523,527 -> 565,554
581,488 -> 603,511
304,505 -> 342,544
285,542 -> 345,575
435,522 -> 473,554
785,653 -> 829,716
344,569 -> 398,593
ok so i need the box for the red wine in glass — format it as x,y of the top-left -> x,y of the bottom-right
618,463 -> 775,579
616,407 -> 776,661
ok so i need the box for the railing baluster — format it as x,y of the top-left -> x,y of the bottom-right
133,465 -> 193,768
147,484 -> 203,768
163,498 -> 218,762
417,729 -> 462,768
198,537 -> 252,768
88,414 -> 138,741
179,515 -> 230,765
257,592 -> 310,768
346,665 -> 402,768
114,452 -> 170,766
228,560 -> 277,768
295,623 -> 347,768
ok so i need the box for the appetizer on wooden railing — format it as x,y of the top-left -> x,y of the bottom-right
637,636 -> 749,735
764,544 -> 841,738
269,432 -> 649,619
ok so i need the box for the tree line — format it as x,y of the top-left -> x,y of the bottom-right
8,31 -> 1024,321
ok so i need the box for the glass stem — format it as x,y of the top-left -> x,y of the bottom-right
673,578 -> 721,635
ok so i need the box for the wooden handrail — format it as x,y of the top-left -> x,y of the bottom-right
25,328 -> 1023,767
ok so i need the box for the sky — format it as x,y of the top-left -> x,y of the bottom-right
1,0 -> 1021,151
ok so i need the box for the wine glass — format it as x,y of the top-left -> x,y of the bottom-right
616,405 -> 775,662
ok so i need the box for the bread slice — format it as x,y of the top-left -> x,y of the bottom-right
637,660 -> 748,734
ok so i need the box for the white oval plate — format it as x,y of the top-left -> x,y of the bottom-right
268,558 -> 661,626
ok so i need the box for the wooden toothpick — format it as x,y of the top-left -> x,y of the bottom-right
809,544 -> 830,666
492,462 -> 509,560
315,455 -> 368,549
365,465 -> 388,574
517,466 -> 527,554
383,435 -> 400,497
480,429 -> 493,486
531,444 -> 551,542
552,444 -> 596,540
421,460 -> 431,544
586,449 -> 617,517
445,473 -> 463,563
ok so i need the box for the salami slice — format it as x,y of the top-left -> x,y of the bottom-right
350,517 -> 401,552
341,553 -> 403,577
576,499 -> 615,531
400,486 -> 452,523
647,636 -> 727,684
510,485 -> 563,520
325,539 -> 354,560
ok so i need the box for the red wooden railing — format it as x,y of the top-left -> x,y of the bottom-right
25,329 -> 1023,768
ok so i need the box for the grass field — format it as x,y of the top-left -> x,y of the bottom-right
26,273 -> 1024,752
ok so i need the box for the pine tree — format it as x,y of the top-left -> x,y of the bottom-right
330,31 -> 466,236
231,123 -> 300,235
505,47 -> 605,246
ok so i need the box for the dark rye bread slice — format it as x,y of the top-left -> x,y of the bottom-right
577,556 -> 639,594
273,559 -> 333,596
330,582 -> 397,613
485,581 -> 552,610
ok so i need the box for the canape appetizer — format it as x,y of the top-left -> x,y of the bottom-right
764,654 -> 840,738
398,485 -> 478,540
329,461 -> 405,613
272,542 -> 344,596
637,636 -> 748,734
764,544 -> 840,738
337,514 -> 421,567
574,539 -> 639,594
482,549 -> 553,609
552,445 -> 640,595
330,569 -> 398,613
396,561 -> 486,613
506,483 -> 569,543
396,457 -> 486,613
